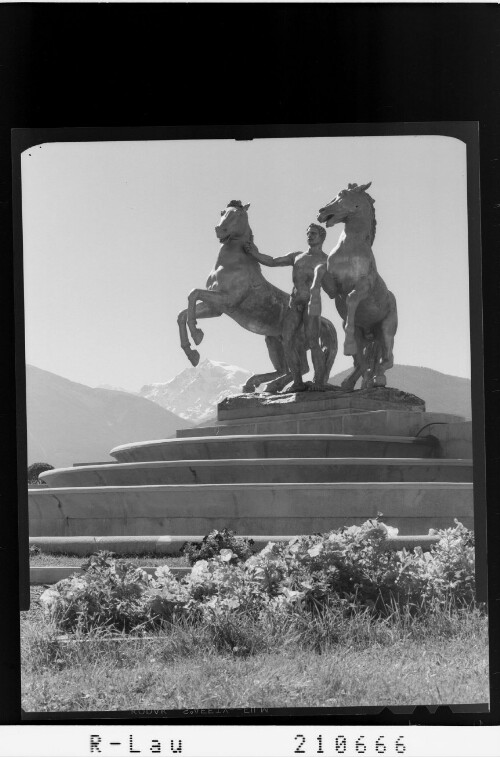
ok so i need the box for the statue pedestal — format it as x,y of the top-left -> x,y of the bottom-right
175,386 -> 464,441
218,385 -> 425,420
29,386 -> 473,543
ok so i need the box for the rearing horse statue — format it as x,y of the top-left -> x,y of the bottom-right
177,200 -> 338,393
308,183 -> 397,389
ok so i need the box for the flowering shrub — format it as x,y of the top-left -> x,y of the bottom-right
41,551 -> 153,633
41,521 -> 477,634
422,521 -> 475,603
181,529 -> 254,565
244,519 -> 476,613
183,556 -> 265,619
143,564 -> 191,622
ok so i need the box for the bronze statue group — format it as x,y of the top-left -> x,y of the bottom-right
178,183 -> 397,394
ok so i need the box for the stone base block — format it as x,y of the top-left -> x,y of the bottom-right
29,565 -> 191,585
217,385 -> 426,422
424,421 -> 473,459
177,410 -> 464,440
29,533 -> 441,556
29,481 -> 473,537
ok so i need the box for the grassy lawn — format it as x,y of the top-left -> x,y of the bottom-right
21,588 -> 489,712
30,553 -> 189,568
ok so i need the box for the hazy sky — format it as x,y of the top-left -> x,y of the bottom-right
21,134 -> 470,392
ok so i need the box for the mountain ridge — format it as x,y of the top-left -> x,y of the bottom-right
25,360 -> 472,469
140,360 -> 471,423
26,364 -> 192,468
330,364 -> 471,419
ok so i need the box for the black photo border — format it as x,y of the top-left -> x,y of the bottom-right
1,0 -> 499,733
13,121 -> 489,724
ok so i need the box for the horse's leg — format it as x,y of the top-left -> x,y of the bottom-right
373,294 -> 398,387
319,317 -> 338,385
178,308 -> 199,365
342,362 -> 362,390
247,370 -> 290,393
178,301 -> 222,367
265,329 -> 309,394
344,280 -> 370,355
265,331 -> 312,394
187,288 -> 234,345
360,337 -> 380,389
244,336 -> 291,393
340,327 -> 364,390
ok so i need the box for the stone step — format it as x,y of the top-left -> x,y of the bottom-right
28,481 -> 473,537
30,532 -> 444,584
40,458 -> 473,488
30,530 -> 446,583
110,433 -> 438,463
178,410 -> 464,439
29,533 -> 441,557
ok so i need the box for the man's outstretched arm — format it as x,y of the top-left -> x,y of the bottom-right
244,240 -> 297,267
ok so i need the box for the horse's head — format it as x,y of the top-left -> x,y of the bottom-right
215,200 -> 251,243
317,182 -> 374,228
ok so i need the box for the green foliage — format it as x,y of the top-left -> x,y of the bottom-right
22,611 -> 489,710
256,518 -> 476,613
28,462 -> 54,486
41,521 -> 477,637
181,529 -> 255,565
41,551 -> 153,633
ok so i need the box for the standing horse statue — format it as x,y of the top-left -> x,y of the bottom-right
177,200 -> 338,393
308,183 -> 397,389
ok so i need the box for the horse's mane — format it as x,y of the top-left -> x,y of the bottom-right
347,183 -> 377,245
222,200 -> 256,252
365,194 -> 377,245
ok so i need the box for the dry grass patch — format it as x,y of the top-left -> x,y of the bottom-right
22,633 -> 488,712
21,589 -> 489,713
29,553 -> 188,567
22,524 -> 488,713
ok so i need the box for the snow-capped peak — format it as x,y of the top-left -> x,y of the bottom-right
139,359 -> 252,423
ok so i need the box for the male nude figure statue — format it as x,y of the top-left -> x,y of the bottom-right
245,224 -> 329,391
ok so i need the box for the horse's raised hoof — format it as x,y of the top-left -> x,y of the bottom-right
286,381 -> 308,393
192,328 -> 204,346
188,349 -> 201,367
308,382 -> 329,392
373,375 -> 387,387
242,380 -> 257,393
262,380 -> 280,394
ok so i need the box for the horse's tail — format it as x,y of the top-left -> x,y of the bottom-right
387,290 -> 398,334
319,316 -> 338,381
